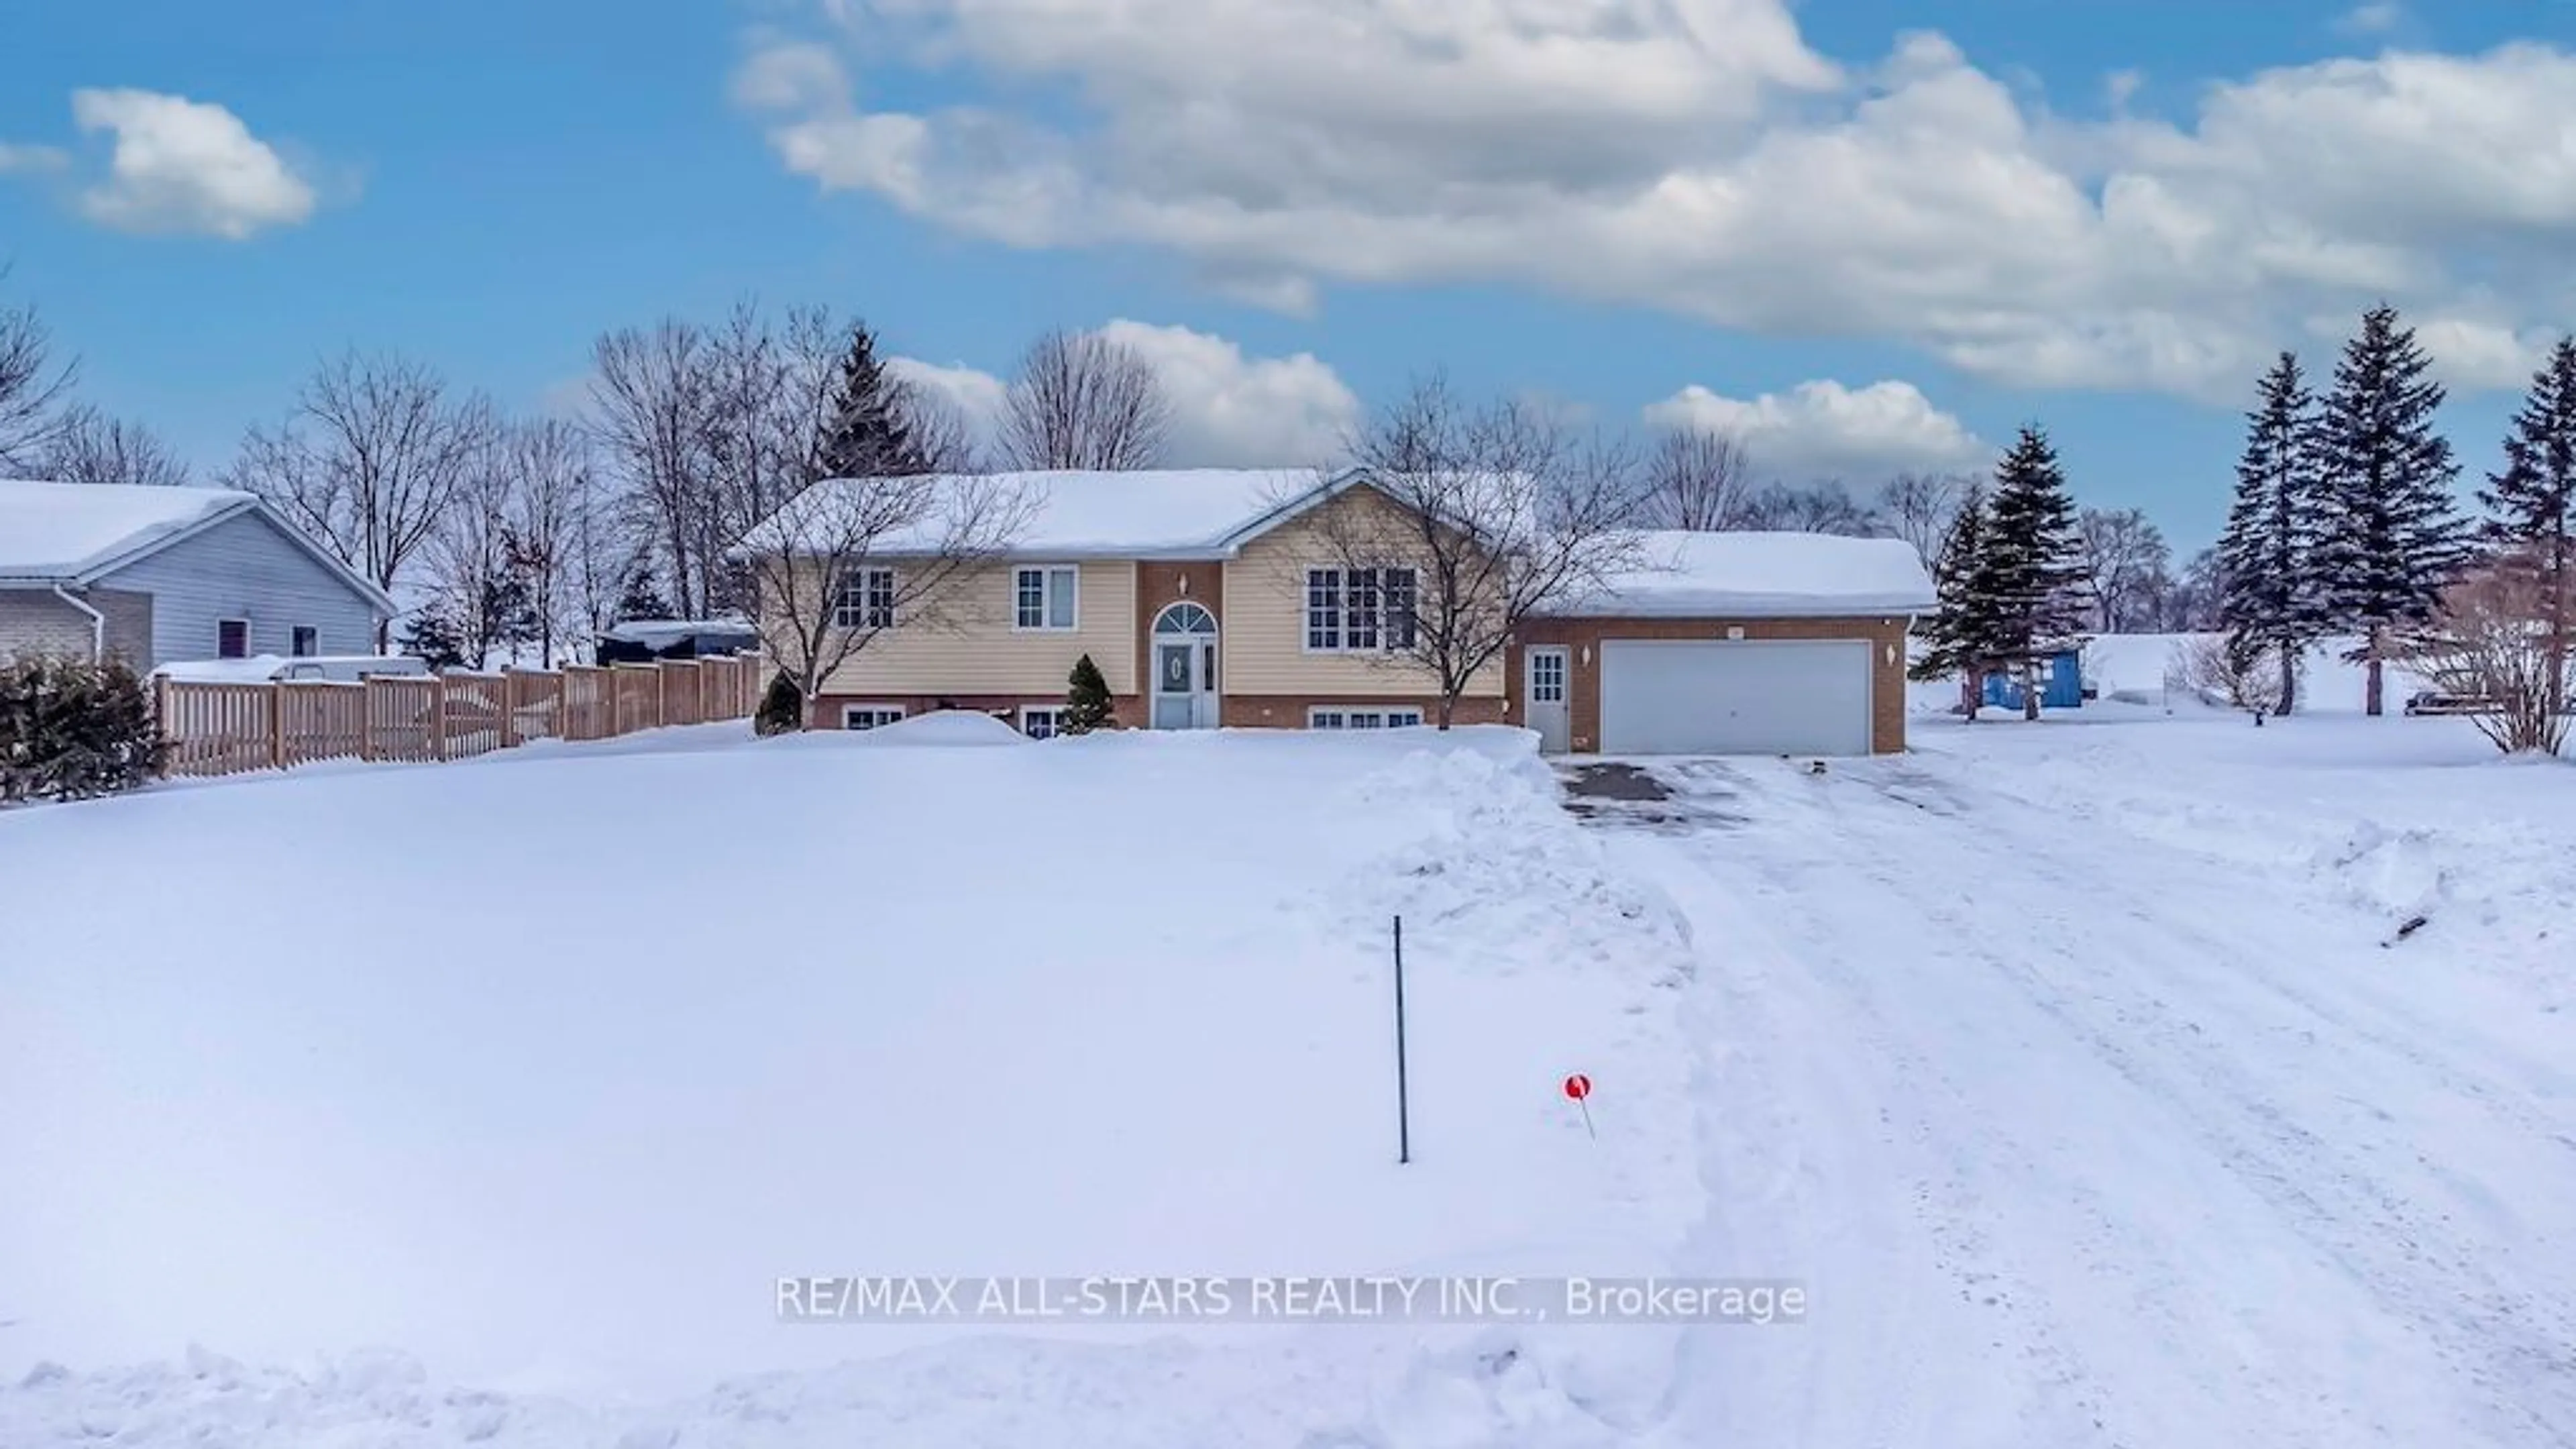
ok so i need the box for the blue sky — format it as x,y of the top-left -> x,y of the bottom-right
4,0 -> 2571,551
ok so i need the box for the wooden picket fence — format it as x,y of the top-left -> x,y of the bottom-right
155,655 -> 767,780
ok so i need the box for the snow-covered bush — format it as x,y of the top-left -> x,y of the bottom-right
0,653 -> 167,803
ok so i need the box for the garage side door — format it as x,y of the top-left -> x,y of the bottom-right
1599,639 -> 1872,755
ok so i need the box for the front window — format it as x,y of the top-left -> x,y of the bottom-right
843,704 -> 905,731
835,568 -> 896,630
1305,567 -> 1416,653
217,618 -> 250,659
1014,566 -> 1079,630
1531,649 -> 1566,703
1021,706 -> 1065,739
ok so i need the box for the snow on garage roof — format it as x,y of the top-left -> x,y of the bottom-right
739,468 -> 1342,558
0,479 -> 259,583
1560,531 -> 1939,618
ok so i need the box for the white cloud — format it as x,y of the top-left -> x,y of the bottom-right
1095,321 -> 1359,466
892,321 -> 1360,468
739,6 -> 2576,399
2337,3 -> 2405,36
70,89 -> 317,239
1644,380 -> 1987,480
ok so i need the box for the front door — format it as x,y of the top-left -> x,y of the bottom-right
1153,638 -> 1216,729
1527,646 -> 1570,753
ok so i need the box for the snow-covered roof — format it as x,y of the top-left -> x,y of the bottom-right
599,618 -> 758,648
740,468 -> 1340,559
0,480 -> 256,583
1558,531 -> 1939,619
0,479 -> 398,612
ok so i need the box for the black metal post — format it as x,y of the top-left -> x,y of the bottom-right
1393,914 -> 1411,1165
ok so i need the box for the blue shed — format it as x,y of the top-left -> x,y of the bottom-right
1982,649 -> 2084,710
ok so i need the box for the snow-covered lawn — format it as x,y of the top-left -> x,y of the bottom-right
4,700 -> 2573,1446
0,716 -> 1701,1444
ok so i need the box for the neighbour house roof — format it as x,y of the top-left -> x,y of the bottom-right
1559,531 -> 1939,619
0,479 -> 398,612
737,468 -> 1351,559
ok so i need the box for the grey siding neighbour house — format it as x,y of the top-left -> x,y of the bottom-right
0,588 -> 153,664
0,482 -> 392,670
99,512 -> 380,665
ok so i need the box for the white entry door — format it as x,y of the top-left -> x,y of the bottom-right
1525,646 -> 1570,753
1598,639 -> 1872,755
1152,637 -> 1218,728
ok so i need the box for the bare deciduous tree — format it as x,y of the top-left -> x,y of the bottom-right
998,329 -> 1173,471
590,319 -> 720,616
2400,553 -> 2575,755
1,272 -> 75,470
1876,472 -> 1966,564
1737,479 -> 1875,535
223,351 -> 494,649
1303,376 -> 1650,728
900,380 -> 982,474
740,473 -> 1034,724
2171,633 -> 2288,715
2077,506 -> 2173,633
38,405 -> 192,486
1640,427 -> 1755,530
502,418 -> 602,667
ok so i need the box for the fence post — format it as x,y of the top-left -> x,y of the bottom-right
361,677 -> 378,761
431,675 -> 449,761
500,670 -> 521,749
268,684 -> 286,770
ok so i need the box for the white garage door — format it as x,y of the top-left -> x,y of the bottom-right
1599,639 -> 1872,755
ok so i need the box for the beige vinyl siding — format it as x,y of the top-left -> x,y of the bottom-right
1220,498 -> 1503,699
813,560 -> 1140,696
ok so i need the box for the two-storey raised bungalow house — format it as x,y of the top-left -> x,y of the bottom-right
744,468 -> 1935,755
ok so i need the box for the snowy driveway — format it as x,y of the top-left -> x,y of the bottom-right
1588,747 -> 2576,1449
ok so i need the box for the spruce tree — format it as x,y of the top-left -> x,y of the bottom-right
2216,352 -> 2327,714
1062,653 -> 1116,734
1909,485 -> 2002,716
2312,304 -> 2468,714
2481,336 -> 2576,718
814,322 -> 932,482
1978,426 -> 2088,720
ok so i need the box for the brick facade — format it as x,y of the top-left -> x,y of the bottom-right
1509,615 -> 1913,755
808,692 -> 1147,732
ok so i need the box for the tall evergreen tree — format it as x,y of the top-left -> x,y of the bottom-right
813,321 -> 932,482
1978,426 -> 2088,720
2312,304 -> 2468,715
2480,335 -> 2576,718
1909,484 -> 2002,716
2216,352 -> 2328,714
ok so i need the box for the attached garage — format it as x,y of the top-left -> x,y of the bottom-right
1598,639 -> 1873,755
1517,531 -> 1939,757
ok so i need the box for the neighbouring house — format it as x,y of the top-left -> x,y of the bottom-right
0,480 -> 396,670
742,469 -> 1936,755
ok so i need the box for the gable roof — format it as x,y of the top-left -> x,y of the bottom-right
739,468 -> 1362,560
0,479 -> 398,612
1554,531 -> 1938,619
